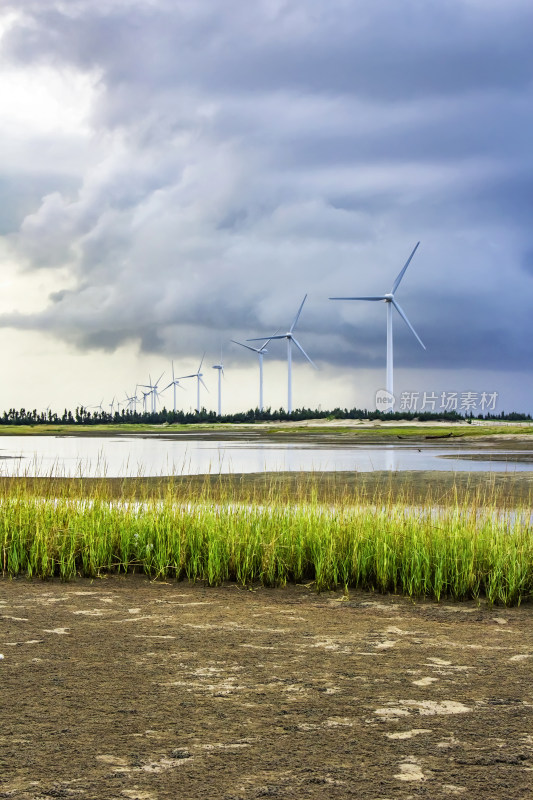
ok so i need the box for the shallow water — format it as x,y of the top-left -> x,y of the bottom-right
0,435 -> 532,478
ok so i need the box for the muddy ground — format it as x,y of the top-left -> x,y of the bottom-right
1,578 -> 532,800
2,470 -> 533,507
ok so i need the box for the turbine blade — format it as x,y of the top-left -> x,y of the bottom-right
199,376 -> 209,392
231,339 -> 259,353
329,296 -> 386,301
247,335 -> 286,341
198,352 -> 205,372
260,328 -> 281,351
291,337 -> 318,368
155,372 -> 164,387
289,294 -> 307,333
392,299 -> 426,350
391,241 -> 420,294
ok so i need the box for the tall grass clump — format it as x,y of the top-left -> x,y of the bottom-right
0,474 -> 532,605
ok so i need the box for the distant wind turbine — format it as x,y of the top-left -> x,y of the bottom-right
329,242 -> 425,408
212,352 -> 224,417
139,373 -> 164,413
163,362 -> 186,413
247,295 -> 316,414
140,388 -> 151,414
177,355 -> 208,414
124,388 -> 138,413
231,335 -> 276,412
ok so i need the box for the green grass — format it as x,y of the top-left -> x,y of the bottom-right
1,474 -> 531,605
1,421 -> 532,438
265,424 -> 533,438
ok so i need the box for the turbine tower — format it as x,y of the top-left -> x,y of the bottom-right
330,242 -> 425,409
231,336 -> 274,412
163,362 -> 185,413
212,353 -> 224,417
248,295 -> 316,414
177,355 -> 208,414
141,389 -> 151,414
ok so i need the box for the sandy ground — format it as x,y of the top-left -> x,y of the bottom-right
1,578 -> 532,800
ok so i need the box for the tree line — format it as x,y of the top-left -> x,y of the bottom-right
0,407 -> 531,426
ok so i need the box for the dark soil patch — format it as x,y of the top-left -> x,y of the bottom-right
1,578 -> 532,799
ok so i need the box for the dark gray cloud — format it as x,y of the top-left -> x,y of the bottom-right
0,0 -> 532,394
5,1 -> 533,100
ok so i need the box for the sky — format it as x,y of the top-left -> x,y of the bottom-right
0,0 -> 532,417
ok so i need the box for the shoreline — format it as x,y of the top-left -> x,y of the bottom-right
0,418 -> 532,441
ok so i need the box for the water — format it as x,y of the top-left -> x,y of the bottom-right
0,434 -> 532,478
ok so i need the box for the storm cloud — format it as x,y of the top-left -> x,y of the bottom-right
0,0 -> 532,410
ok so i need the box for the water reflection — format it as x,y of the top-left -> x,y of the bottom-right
0,435 -> 532,478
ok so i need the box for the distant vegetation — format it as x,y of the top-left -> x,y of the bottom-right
0,406 -> 531,426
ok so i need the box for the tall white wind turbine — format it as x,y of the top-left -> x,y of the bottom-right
231,335 -> 276,412
248,295 -> 316,414
330,242 -> 425,408
177,355 -> 208,414
212,353 -> 224,417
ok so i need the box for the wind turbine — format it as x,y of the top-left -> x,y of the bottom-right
163,362 -> 186,413
139,373 -> 164,413
212,352 -> 224,417
177,355 -> 208,414
124,388 -> 138,413
152,378 -> 168,412
140,388 -> 151,414
329,242 -> 426,408
231,335 -> 275,412
247,295 -> 316,414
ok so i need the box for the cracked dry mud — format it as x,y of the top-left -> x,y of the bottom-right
1,578 -> 532,800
